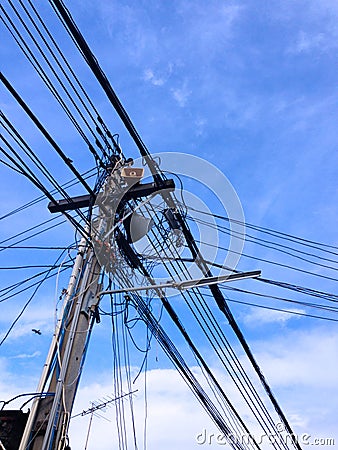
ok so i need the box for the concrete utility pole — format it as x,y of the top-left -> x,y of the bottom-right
19,237 -> 102,450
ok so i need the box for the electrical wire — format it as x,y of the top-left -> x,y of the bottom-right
0,167 -> 96,222
200,289 -> 338,323
1,111 -> 90,226
0,248 -> 69,346
0,72 -> 94,196
190,213 -> 338,269
184,204 -> 338,254
140,201 -> 291,448
1,2 -> 103,167
0,263 -> 72,303
194,238 -> 338,282
0,138 -> 90,241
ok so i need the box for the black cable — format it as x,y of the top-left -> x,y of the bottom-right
219,285 -> 338,313
20,0 -> 110,163
200,290 -> 338,323
0,249 -> 68,346
0,167 -> 96,221
0,218 -> 66,253
142,202 -> 286,445
0,72 -> 94,196
172,210 -> 302,450
1,111 -> 90,226
0,263 -> 72,301
26,0 -> 118,159
1,2 -> 104,167
185,204 -> 338,254
258,277 -> 338,302
111,276 -> 255,449
0,215 -> 61,246
113,229 -> 261,447
0,138 -> 89,239
50,0 -> 162,185
194,238 -> 338,282
190,213 -> 338,268
0,157 -> 23,174
140,202 -> 338,444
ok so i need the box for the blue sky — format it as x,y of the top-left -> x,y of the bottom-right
1,1 -> 338,449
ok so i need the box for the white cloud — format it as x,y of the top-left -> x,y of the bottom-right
67,327 -> 338,449
143,68 -> 165,86
1,326 -> 338,448
69,368 -> 218,450
195,118 -> 207,137
10,351 -> 41,359
171,83 -> 191,107
252,328 -> 338,389
242,306 -> 304,326
246,328 -> 338,441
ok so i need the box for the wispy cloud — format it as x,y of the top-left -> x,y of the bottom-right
171,82 -> 191,107
143,68 -> 165,86
143,64 -> 174,87
242,307 -> 304,326
10,351 -> 41,359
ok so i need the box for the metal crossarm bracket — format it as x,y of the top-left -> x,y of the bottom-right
47,179 -> 175,213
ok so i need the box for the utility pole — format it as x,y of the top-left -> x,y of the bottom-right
19,235 -> 102,450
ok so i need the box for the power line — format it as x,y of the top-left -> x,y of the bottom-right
200,290 -> 338,323
1,2 -> 104,167
195,238 -> 338,282
0,218 -> 66,253
190,213 -> 338,268
184,204 -> 338,254
0,132 -> 90,239
49,0 -> 162,185
141,201 -> 294,446
1,112 -> 90,227
0,249 -> 69,346
20,0 -> 114,162
0,263 -> 72,303
0,168 -> 96,222
0,216 -> 61,246
0,72 -> 95,197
